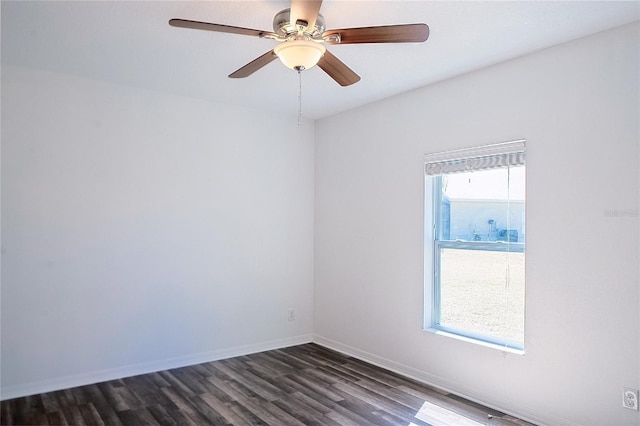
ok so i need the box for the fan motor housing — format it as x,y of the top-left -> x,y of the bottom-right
273,8 -> 326,39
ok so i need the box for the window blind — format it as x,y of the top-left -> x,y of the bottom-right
424,140 -> 526,176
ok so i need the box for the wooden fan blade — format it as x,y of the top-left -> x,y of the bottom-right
229,50 -> 278,78
317,50 -> 360,87
290,0 -> 323,31
169,19 -> 276,38
323,23 -> 429,44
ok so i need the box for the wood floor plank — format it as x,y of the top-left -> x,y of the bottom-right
334,391 -> 405,426
217,360 -> 287,402
45,411 -> 67,425
185,395 -> 232,425
370,409 -> 421,426
69,387 -> 90,406
173,366 -> 213,395
271,394 -> 327,425
333,380 -> 420,423
340,359 -> 411,389
39,392 -> 61,414
285,370 -> 345,403
259,400 -> 308,426
81,384 -> 124,425
145,372 -> 173,389
157,402 -> 198,426
78,403 -> 105,426
290,391 -> 334,415
97,382 -> 139,412
207,377 -> 262,404
1,344 -> 537,426
117,408 -> 161,426
13,394 -> 43,425
191,374 -> 231,400
60,404 -> 86,426
298,388 -> 374,425
277,376 -> 380,426
144,404 -> 177,425
198,392 -> 251,426
158,371 -> 198,399
268,348 -> 320,371
225,400 -> 267,425
355,376 -> 426,411
227,394 -> 284,425
158,386 -> 210,425
243,364 -> 299,395
121,375 -> 173,408
0,401 -> 12,425
248,353 -> 297,378
199,377 -> 238,404
324,410 -> 371,426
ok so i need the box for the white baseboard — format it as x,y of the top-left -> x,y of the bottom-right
312,334 -> 574,426
1,334 -> 313,401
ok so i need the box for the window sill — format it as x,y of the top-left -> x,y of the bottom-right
424,328 -> 525,356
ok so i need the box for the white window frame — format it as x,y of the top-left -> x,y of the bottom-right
424,140 -> 526,352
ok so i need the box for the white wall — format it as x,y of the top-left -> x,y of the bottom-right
314,22 -> 639,426
1,66 -> 315,399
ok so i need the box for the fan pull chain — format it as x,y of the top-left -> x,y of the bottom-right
297,69 -> 302,126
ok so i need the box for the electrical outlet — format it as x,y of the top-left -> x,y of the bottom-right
287,309 -> 295,321
623,388 -> 639,411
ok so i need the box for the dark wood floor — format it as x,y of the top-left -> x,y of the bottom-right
1,343 -> 535,426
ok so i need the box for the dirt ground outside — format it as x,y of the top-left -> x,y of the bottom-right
439,249 -> 525,344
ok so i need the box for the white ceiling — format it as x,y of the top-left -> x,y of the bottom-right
2,1 -> 639,120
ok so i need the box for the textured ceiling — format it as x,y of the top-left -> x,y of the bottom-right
2,1 -> 639,120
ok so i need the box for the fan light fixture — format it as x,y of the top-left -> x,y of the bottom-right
274,39 -> 326,71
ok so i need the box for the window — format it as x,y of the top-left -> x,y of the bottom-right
424,141 -> 526,351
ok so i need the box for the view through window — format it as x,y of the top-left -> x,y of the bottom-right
425,141 -> 526,349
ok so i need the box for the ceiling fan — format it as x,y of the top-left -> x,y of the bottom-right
169,0 -> 429,87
